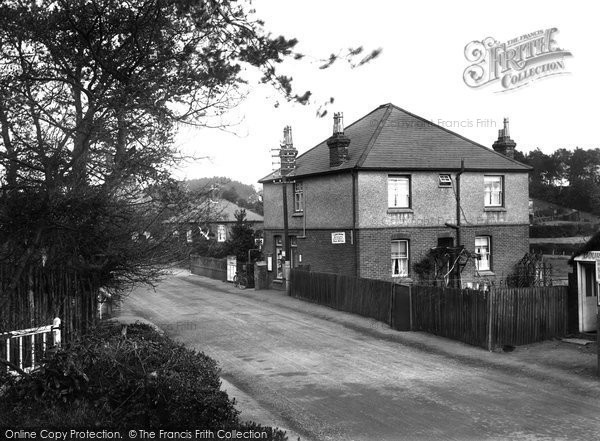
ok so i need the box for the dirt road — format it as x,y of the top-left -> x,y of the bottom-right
118,271 -> 600,441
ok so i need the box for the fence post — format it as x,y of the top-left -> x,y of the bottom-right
409,285 -> 413,331
487,290 -> 494,351
389,283 -> 395,329
52,317 -> 61,347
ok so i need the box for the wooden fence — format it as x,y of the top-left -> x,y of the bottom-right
289,270 -> 569,350
411,286 -> 489,348
488,286 -> 568,347
190,255 -> 227,281
0,265 -> 98,343
289,270 -> 411,331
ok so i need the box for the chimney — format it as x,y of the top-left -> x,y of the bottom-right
492,117 -> 516,159
279,125 -> 297,176
327,112 -> 351,167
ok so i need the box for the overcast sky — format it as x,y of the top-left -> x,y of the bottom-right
172,0 -> 599,187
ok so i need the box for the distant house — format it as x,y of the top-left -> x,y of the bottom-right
260,103 -> 531,287
171,199 -> 263,245
570,232 -> 600,332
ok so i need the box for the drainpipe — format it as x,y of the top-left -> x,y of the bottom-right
456,159 -> 465,287
456,158 -> 465,248
352,168 -> 358,278
282,176 -> 291,294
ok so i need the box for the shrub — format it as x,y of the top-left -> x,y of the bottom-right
0,323 -> 287,439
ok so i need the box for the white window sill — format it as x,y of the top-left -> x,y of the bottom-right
476,270 -> 495,276
484,207 -> 506,212
387,208 -> 413,214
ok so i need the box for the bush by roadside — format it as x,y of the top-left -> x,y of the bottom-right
0,323 -> 287,439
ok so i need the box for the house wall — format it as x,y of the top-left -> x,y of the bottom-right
357,224 -> 529,283
261,169 -> 529,286
263,173 -> 354,230
262,228 -> 356,282
356,171 -> 529,229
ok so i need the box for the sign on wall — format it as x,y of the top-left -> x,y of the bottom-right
331,232 -> 346,244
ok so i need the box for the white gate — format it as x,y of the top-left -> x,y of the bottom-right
1,317 -> 61,375
226,255 -> 237,282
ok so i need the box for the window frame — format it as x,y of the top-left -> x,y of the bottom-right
438,174 -> 452,188
391,239 -> 410,278
217,224 -> 227,242
475,236 -> 491,271
388,175 -> 411,209
274,235 -> 283,279
484,175 -> 504,207
293,181 -> 304,213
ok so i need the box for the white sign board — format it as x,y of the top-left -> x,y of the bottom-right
331,232 -> 346,244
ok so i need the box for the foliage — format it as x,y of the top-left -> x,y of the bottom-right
518,147 -> 600,214
0,0 -> 303,293
0,323 -> 286,438
228,209 -> 257,262
186,177 -> 263,215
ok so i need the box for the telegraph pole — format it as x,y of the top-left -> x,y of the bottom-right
272,126 -> 297,292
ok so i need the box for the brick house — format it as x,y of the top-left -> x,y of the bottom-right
259,103 -> 530,287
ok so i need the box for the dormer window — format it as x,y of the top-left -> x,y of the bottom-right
438,174 -> 452,187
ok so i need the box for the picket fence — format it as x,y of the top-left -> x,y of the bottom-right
289,269 -> 568,350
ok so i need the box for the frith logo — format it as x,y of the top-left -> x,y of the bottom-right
463,28 -> 572,92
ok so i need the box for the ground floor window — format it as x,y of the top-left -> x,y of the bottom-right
475,236 -> 491,271
391,240 -> 409,277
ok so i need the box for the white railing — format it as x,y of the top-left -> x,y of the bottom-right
1,317 -> 61,374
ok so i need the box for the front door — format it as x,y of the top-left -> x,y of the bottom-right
578,262 -> 598,332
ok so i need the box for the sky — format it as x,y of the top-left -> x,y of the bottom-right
172,0 -> 599,187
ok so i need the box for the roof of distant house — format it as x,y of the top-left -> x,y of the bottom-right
570,230 -> 600,262
209,200 -> 263,222
260,103 -> 531,182
166,199 -> 263,224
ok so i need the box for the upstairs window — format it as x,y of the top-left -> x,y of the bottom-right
484,176 -> 503,207
475,236 -> 491,271
391,240 -> 409,277
294,182 -> 304,212
388,176 -> 410,208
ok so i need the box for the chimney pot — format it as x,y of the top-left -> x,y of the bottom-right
492,116 -> 516,159
327,112 -> 350,167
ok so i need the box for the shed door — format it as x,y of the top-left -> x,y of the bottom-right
578,262 -> 598,332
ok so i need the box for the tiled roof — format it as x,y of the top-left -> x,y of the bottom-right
210,200 -> 263,222
260,103 -> 530,182
166,199 -> 263,224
